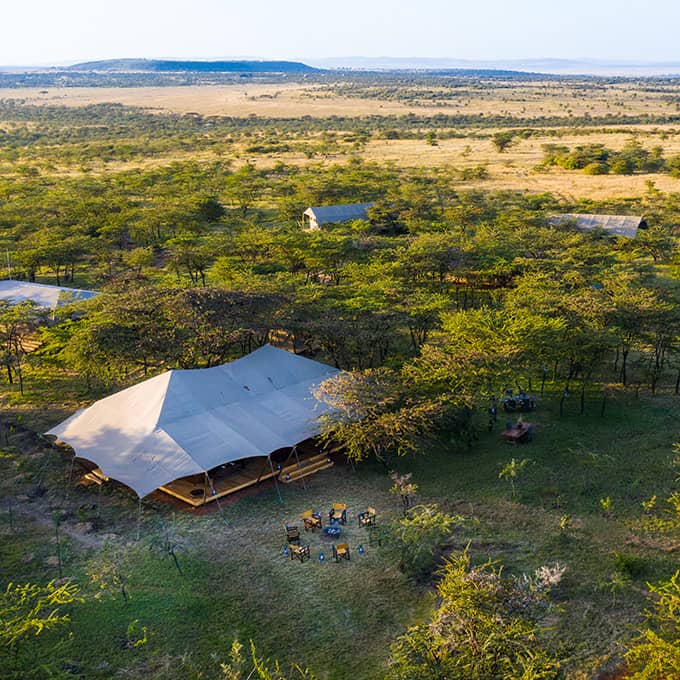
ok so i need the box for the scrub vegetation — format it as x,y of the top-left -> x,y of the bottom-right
1,70 -> 680,678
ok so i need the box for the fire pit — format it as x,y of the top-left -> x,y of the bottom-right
322,525 -> 342,540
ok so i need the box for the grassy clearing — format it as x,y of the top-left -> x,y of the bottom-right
1,385 -> 679,677
2,79 -> 678,119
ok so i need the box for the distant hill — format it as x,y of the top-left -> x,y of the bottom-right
68,59 -> 319,73
308,56 -> 680,76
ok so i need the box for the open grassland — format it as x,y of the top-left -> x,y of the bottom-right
2,78 -> 680,118
2,131 -> 679,200
4,77 -> 680,199
1,381 -> 679,678
0,84 -> 423,117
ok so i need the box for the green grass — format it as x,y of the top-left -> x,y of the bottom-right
1,386 -> 679,678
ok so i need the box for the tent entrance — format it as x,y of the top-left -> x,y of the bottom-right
158,440 -> 333,507
159,456 -> 277,507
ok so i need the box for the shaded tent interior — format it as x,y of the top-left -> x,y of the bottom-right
74,438 -> 334,507
47,345 -> 340,507
547,214 -> 648,239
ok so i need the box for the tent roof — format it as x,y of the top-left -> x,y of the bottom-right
303,203 -> 373,225
47,345 -> 340,498
548,214 -> 647,238
0,280 -> 98,309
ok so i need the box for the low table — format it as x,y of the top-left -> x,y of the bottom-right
502,423 -> 533,445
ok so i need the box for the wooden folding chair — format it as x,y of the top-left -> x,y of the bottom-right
284,524 -> 300,544
329,502 -> 347,525
289,544 -> 311,563
358,506 -> 376,527
332,543 -> 350,562
300,509 -> 322,532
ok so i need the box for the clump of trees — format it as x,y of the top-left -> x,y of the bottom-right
0,580 -> 83,678
541,139 -> 671,175
388,551 -> 564,679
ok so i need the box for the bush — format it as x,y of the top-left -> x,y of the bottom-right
389,504 -> 463,578
614,552 -> 646,578
387,552 -> 562,679
625,571 -> 680,678
583,161 -> 610,175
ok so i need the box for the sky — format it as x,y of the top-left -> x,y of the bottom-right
2,0 -> 680,66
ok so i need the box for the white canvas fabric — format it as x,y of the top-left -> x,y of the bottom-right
547,214 -> 646,239
0,280 -> 99,309
303,203 -> 373,228
47,345 -> 340,497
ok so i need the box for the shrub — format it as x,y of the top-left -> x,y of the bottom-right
624,571 -> 680,678
390,504 -> 463,578
614,552 -> 646,578
583,161 -> 610,175
387,551 -> 562,679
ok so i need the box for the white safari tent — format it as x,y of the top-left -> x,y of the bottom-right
47,345 -> 340,506
0,280 -> 98,309
548,214 -> 648,239
303,203 -> 373,230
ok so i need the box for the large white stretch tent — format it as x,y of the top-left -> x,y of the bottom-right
47,345 -> 340,498
0,279 -> 98,309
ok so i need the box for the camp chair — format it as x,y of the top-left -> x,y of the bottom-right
300,509 -> 322,532
332,543 -> 350,562
358,506 -> 376,527
329,502 -> 347,525
284,524 -> 300,544
289,544 -> 311,563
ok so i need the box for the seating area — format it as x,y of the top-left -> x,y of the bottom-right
501,389 -> 537,412
284,501 -> 376,566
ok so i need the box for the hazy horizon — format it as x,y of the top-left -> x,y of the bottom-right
3,0 -> 680,68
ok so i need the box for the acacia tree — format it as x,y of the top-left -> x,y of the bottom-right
314,368 -> 450,467
388,552 -> 562,680
1,580 -> 83,676
0,300 -> 47,394
624,571 -> 680,678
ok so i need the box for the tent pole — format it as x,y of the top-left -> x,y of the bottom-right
268,455 -> 284,505
202,472 -> 209,506
64,455 -> 76,500
207,472 -> 230,527
136,497 -> 142,541
96,481 -> 102,519
293,445 -> 307,491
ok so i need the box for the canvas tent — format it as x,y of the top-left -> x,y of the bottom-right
0,279 -> 98,309
303,203 -> 373,230
547,214 -> 648,239
47,345 -> 340,500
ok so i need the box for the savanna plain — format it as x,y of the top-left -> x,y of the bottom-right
1,71 -> 680,679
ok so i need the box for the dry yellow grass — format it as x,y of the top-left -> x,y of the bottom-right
362,132 -> 680,199
2,79 -> 678,118
0,84 -> 420,117
4,81 -> 680,199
